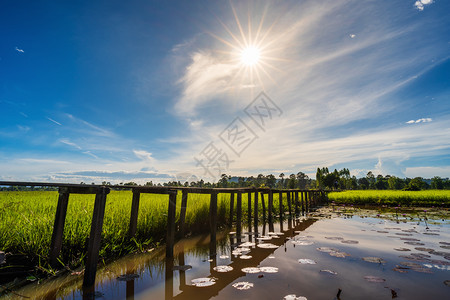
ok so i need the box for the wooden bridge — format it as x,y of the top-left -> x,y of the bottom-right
0,181 -> 327,294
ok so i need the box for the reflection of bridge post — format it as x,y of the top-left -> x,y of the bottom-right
126,272 -> 135,300
279,214 -> 284,232
229,192 -> 235,227
165,258 -> 174,300
260,192 -> 266,221
178,250 -> 186,290
294,192 -> 299,217
279,191 -> 283,219
268,190 -> 273,226
209,192 -> 218,257
247,192 -> 252,225
253,191 -> 259,235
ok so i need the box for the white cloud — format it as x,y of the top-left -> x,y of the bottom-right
415,0 -> 434,11
15,47 -> 24,53
133,150 -> 154,162
59,138 -> 82,150
350,34 -> 356,38
47,117 -> 62,126
406,118 -> 432,124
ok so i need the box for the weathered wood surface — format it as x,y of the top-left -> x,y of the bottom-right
165,192 -> 177,258
178,190 -> 188,237
49,191 -> 69,267
128,191 -> 140,237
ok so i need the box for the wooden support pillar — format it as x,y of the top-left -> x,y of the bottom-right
83,187 -> 110,288
229,192 -> 235,226
209,192 -> 218,256
253,191 -> 258,234
236,192 -> 242,235
128,191 -> 140,237
165,192 -> 177,258
306,192 -> 310,212
49,189 -> 70,268
179,190 -> 188,237
287,192 -> 292,217
268,190 -> 273,225
247,192 -> 252,223
294,192 -> 300,216
278,192 -> 283,218
301,192 -> 305,215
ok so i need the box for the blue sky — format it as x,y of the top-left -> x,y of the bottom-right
1,0 -> 449,184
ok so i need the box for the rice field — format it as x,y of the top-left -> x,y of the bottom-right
0,190 -> 285,271
328,190 -> 450,207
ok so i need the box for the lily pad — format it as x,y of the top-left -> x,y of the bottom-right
117,274 -> 139,281
292,241 -> 314,246
439,242 -> 450,246
241,267 -> 261,273
298,259 -> 317,264
213,265 -> 233,272
240,255 -> 252,260
260,266 -> 278,273
395,233 -> 413,236
316,247 -> 339,253
325,236 -> 344,240
341,240 -> 359,244
362,257 -> 386,264
240,242 -> 256,247
400,238 -> 420,241
257,243 -> 278,249
191,277 -> 216,287
257,236 -> 272,241
415,247 -> 434,252
284,295 -> 307,300
173,265 -> 192,271
329,251 -> 350,258
394,248 -> 411,252
320,269 -> 337,275
219,255 -> 230,259
364,276 -> 385,283
404,241 -> 425,246
232,281 -> 254,290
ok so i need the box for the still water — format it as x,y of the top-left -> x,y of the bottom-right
6,207 -> 450,299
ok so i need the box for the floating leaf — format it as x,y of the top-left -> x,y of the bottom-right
395,233 -> 413,236
394,248 -> 411,252
260,266 -> 278,273
240,255 -> 252,260
320,269 -> 337,275
376,231 -> 389,233
362,257 -> 386,264
400,238 -> 420,241
191,277 -> 216,287
240,242 -> 256,247
219,255 -> 229,259
439,242 -> 450,246
292,241 -> 314,246
241,267 -> 261,273
392,266 -> 408,273
325,236 -> 344,240
317,247 -> 339,253
404,242 -> 425,246
257,243 -> 278,249
364,276 -> 385,283
257,236 -> 272,241
213,265 -> 233,272
341,240 -> 359,244
173,265 -> 192,271
329,251 -> 350,258
283,295 -> 307,300
423,232 -> 439,236
117,274 -> 139,281
440,246 -> 450,250
415,247 -> 434,252
232,281 -> 254,290
429,250 -> 450,257
298,259 -> 316,264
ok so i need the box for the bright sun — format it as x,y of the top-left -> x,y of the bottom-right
240,46 -> 261,66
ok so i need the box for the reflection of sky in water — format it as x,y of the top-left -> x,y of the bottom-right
12,209 -> 449,299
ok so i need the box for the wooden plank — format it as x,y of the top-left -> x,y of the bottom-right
128,191 -> 140,237
166,192 -> 177,258
229,192 -> 235,226
236,192 -> 242,235
49,191 -> 69,268
60,186 -> 103,195
209,192 -> 218,256
179,190 -> 188,237
83,187 -> 110,288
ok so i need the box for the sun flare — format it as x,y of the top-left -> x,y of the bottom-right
240,46 -> 261,66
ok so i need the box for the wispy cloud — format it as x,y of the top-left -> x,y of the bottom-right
414,0 -> 434,11
15,46 -> 24,53
406,118 -> 432,124
47,117 -> 62,126
59,138 -> 82,150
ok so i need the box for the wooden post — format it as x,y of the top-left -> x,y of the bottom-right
209,192 -> 218,256
253,191 -> 258,234
165,191 -> 177,258
128,191 -> 140,237
83,187 -> 110,288
268,190 -> 273,225
306,191 -> 310,212
287,192 -> 292,217
229,192 -> 235,226
179,190 -> 188,237
236,192 -> 242,235
294,192 -> 299,217
301,191 -> 305,215
49,189 -> 70,268
247,192 -> 252,223
278,192 -> 283,218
